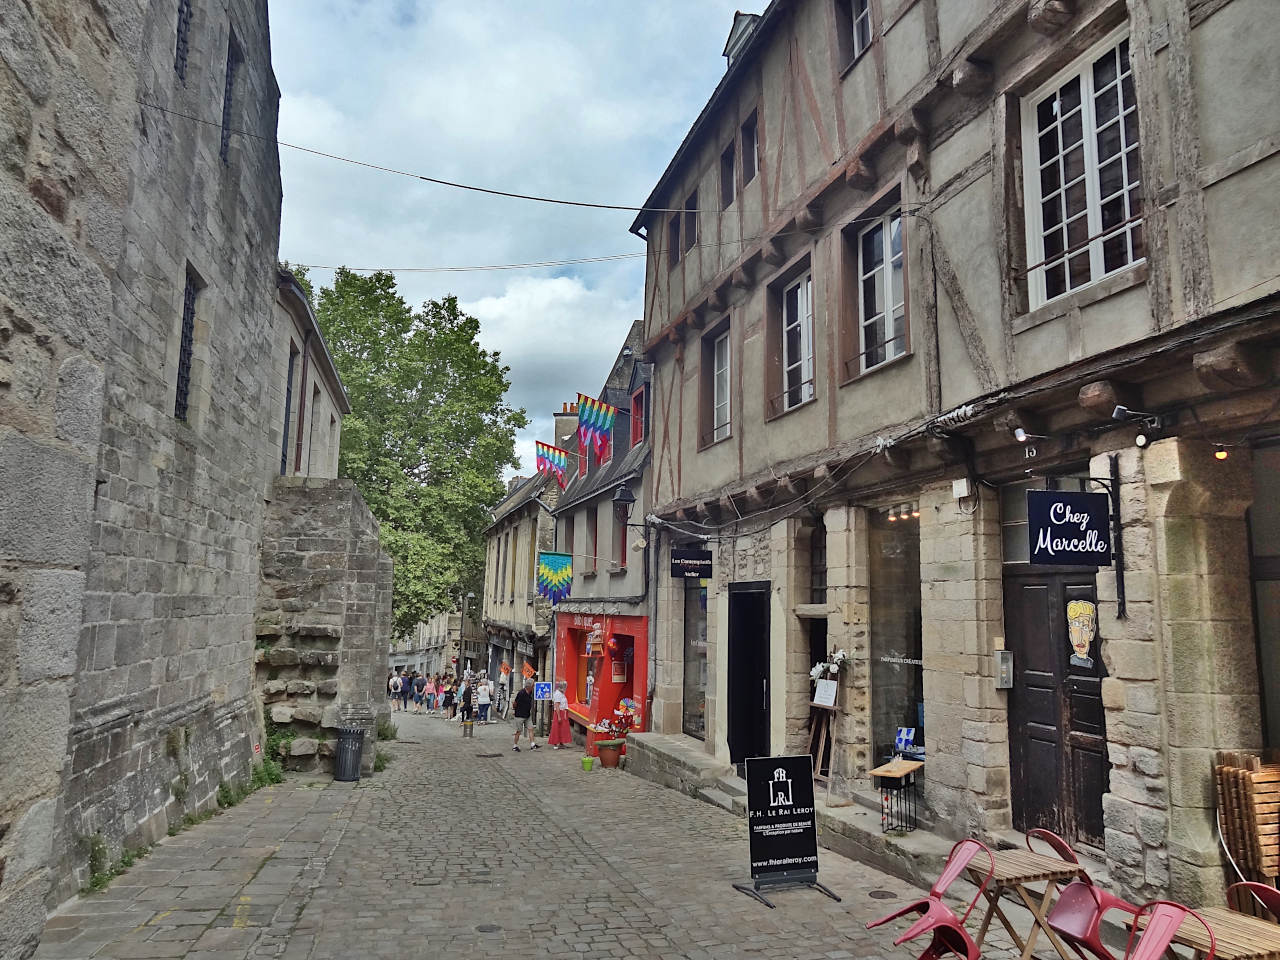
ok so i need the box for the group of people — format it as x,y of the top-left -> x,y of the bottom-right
386,669 -> 502,722
385,670 -> 576,753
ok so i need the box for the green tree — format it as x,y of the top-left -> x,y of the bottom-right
312,268 -> 527,637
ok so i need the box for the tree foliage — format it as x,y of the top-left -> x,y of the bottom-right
308,268 -> 526,637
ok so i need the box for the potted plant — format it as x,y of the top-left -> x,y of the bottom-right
591,704 -> 637,769
581,753 -> 594,772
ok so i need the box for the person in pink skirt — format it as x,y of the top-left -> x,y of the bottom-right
548,680 -> 573,749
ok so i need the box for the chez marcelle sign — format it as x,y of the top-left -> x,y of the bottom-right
1027,489 -> 1113,567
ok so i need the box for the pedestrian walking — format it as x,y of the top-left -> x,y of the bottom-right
442,682 -> 455,719
399,671 -> 412,712
389,672 -> 403,711
412,673 -> 427,713
433,675 -> 444,714
386,671 -> 397,711
511,679 -> 540,751
459,678 -> 473,723
477,676 -> 491,723
547,680 -> 572,749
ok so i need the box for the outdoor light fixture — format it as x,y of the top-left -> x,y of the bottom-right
612,483 -> 636,522
1112,405 -> 1157,422
1215,446 -> 1230,461
1012,427 -> 1048,443
886,507 -> 897,522
898,504 -> 911,520
912,505 -> 921,518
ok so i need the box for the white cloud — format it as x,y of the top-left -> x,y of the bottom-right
268,0 -> 756,477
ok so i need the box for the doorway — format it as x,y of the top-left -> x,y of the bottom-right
1001,480 -> 1109,849
728,581 -> 771,764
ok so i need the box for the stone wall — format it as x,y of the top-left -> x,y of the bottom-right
256,478 -> 394,774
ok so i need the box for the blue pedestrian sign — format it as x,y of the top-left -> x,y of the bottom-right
534,681 -> 552,701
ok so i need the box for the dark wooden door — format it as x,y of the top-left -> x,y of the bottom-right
1004,569 -> 1109,849
728,582 -> 771,764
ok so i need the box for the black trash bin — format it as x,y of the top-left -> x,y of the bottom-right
333,726 -> 364,782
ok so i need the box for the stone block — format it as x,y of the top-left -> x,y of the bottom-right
289,738 -> 318,757
266,647 -> 299,666
270,705 -> 294,724
0,431 -> 94,565
285,680 -> 315,695
292,705 -> 322,724
17,568 -> 83,683
261,679 -> 287,696
54,355 -> 104,453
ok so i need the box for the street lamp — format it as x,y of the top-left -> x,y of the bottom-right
612,482 -> 636,522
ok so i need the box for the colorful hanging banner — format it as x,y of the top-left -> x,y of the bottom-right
535,441 -> 570,488
536,551 -> 573,604
577,393 -> 618,455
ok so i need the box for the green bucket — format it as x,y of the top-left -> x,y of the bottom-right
581,756 -> 594,772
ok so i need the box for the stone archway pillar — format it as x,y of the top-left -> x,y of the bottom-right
1144,437 -> 1260,903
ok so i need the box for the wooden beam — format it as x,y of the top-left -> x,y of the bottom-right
894,108 -> 927,144
762,238 -> 786,266
928,223 -> 999,391
844,157 -> 875,191
926,433 -> 973,464
1193,342 -> 1271,391
1078,380 -> 1142,419
796,202 -> 823,234
1027,0 -> 1074,35
708,285 -> 728,314
952,60 -> 992,96
731,266 -> 752,290
883,446 -> 912,471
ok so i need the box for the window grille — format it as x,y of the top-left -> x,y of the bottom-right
1024,34 -> 1143,305
174,270 -> 199,421
174,0 -> 193,80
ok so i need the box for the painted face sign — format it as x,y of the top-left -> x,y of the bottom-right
1066,599 -> 1097,669
1027,490 -> 1112,566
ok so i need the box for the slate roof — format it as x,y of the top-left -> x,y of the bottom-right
486,473 -> 550,531
553,439 -> 649,515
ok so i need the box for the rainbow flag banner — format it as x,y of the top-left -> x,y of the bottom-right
535,441 -> 570,488
536,551 -> 572,604
577,393 -> 618,454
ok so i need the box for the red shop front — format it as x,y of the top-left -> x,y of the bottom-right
555,612 -> 648,756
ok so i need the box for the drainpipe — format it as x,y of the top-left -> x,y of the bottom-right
646,524 -> 658,732
293,329 -> 312,473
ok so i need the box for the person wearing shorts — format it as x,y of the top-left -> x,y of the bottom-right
511,679 -> 539,751
412,673 -> 427,713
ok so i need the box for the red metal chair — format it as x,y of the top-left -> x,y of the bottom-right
1227,880 -> 1280,920
1121,900 -> 1215,960
865,838 -> 996,960
1026,828 -> 1142,960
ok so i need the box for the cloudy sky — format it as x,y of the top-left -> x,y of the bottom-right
268,1 -> 753,475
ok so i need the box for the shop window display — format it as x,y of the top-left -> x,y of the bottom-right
683,579 -> 708,739
869,503 -> 923,762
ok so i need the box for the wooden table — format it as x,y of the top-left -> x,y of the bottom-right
1150,905 -> 1280,959
969,849 -> 1085,960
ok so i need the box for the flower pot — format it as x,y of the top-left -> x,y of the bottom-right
596,740 -> 623,769
581,756 -> 594,772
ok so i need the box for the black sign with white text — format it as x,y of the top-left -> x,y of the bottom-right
745,755 -> 820,880
1027,490 -> 1112,567
670,547 -> 713,579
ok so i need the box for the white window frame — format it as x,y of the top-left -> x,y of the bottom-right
851,0 -> 872,60
712,330 -> 731,442
1020,27 -> 1144,309
857,209 -> 906,373
781,273 -> 815,411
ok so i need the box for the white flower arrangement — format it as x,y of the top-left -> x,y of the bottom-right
809,648 -> 851,680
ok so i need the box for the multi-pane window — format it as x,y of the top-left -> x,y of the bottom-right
174,268 -> 200,421
219,34 -> 242,162
741,112 -> 758,184
1024,34 -> 1143,306
712,331 -> 730,442
851,0 -> 872,60
720,142 -> 736,209
630,388 -> 646,446
858,209 -> 906,372
781,273 -> 815,410
175,0 -> 193,80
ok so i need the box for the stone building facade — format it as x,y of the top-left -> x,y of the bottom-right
633,0 -> 1280,906
0,2 -> 389,955
391,610 -> 462,678
482,472 -> 559,720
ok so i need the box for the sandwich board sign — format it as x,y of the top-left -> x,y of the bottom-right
733,755 -> 840,907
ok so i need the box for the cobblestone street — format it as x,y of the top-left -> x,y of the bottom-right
35,714 -> 1026,960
